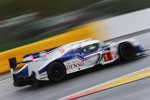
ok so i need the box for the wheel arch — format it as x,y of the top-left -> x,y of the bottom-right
53,59 -> 66,69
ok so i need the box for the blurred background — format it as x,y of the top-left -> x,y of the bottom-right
0,0 -> 150,51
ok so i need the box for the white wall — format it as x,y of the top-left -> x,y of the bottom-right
93,8 -> 150,40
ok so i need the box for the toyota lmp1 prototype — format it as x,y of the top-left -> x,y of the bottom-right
8,38 -> 144,87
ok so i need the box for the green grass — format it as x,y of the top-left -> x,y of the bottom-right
0,0 -> 100,20
0,29 -> 69,52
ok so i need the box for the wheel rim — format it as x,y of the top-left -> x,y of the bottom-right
48,62 -> 66,81
52,67 -> 61,78
119,42 -> 135,60
123,44 -> 133,57
51,66 -> 62,79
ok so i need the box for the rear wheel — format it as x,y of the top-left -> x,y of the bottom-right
47,62 -> 66,82
118,42 -> 136,61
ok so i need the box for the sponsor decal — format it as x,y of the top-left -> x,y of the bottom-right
103,51 -> 112,62
66,61 -> 84,70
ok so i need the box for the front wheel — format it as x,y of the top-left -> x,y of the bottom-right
118,42 -> 136,61
47,62 -> 66,82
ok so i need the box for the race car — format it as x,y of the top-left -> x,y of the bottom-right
8,38 -> 144,87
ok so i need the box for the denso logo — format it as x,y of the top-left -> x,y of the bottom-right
66,61 -> 84,70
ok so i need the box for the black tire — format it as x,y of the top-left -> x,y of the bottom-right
118,42 -> 136,61
47,62 -> 66,82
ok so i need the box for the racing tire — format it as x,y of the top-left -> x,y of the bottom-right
118,42 -> 136,61
48,62 -> 66,82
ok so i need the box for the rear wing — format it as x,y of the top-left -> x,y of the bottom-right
8,57 -> 32,75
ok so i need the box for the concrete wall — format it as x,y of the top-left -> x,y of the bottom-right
93,8 -> 150,40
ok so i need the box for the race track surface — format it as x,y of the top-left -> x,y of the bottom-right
0,32 -> 150,100
77,77 -> 150,100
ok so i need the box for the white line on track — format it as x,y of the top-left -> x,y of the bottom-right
60,67 -> 150,100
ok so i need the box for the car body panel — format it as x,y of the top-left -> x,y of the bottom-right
11,38 -> 144,86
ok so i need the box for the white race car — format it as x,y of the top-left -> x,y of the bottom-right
9,38 -> 144,86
